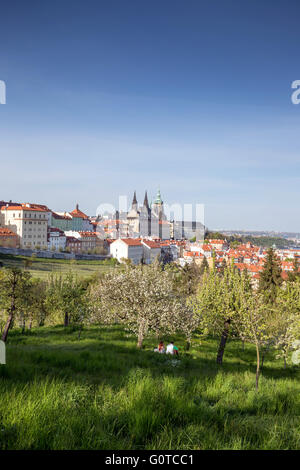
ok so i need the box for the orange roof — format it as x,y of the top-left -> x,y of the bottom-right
52,211 -> 72,220
142,240 -> 161,249
30,203 -> 51,212
78,231 -> 98,238
184,251 -> 203,258
118,238 -> 142,246
1,204 -> 47,212
70,206 -> 89,219
281,271 -> 289,280
202,244 -> 212,251
0,227 -> 17,237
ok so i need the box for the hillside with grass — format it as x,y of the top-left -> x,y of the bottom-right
0,253 -> 117,279
0,325 -> 299,450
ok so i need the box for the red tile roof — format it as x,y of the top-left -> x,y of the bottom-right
78,231 -> 98,238
52,211 -> 72,220
142,240 -> 161,249
118,238 -> 142,246
0,204 -> 47,212
0,227 -> 17,237
70,207 -> 89,219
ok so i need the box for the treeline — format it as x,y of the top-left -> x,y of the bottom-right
205,230 -> 295,249
0,249 -> 300,390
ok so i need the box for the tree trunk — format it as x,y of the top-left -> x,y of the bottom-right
64,312 -> 69,327
185,339 -> 191,351
261,345 -> 270,373
137,327 -> 144,349
2,293 -> 16,343
216,319 -> 231,365
22,318 -> 26,335
255,342 -> 260,391
78,325 -> 83,340
2,312 -> 14,343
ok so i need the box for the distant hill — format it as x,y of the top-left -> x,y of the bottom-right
205,230 -> 297,249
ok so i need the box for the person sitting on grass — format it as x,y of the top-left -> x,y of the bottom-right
158,341 -> 165,353
166,341 -> 179,356
166,341 -> 174,354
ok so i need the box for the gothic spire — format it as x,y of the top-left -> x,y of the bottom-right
143,190 -> 149,209
132,190 -> 137,206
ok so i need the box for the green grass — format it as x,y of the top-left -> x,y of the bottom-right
0,254 -> 116,279
0,325 -> 299,450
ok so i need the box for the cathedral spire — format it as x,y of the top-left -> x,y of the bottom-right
143,190 -> 149,209
132,190 -> 137,206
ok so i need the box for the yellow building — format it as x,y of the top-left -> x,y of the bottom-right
0,203 -> 48,249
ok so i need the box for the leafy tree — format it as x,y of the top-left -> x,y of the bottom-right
26,278 -> 48,329
238,292 -> 276,390
23,258 -> 33,270
46,272 -> 86,327
199,256 -> 209,275
180,261 -> 202,296
287,258 -> 300,282
194,266 -> 252,364
218,258 -> 227,276
0,268 -> 31,342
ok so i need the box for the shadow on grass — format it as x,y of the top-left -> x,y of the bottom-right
2,327 -> 299,391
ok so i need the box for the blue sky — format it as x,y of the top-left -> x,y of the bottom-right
1,0 -> 300,231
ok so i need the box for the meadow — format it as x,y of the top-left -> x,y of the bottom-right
0,325 -> 299,450
0,254 -> 116,279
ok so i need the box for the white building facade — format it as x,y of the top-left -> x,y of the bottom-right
0,203 -> 48,249
110,238 -> 143,264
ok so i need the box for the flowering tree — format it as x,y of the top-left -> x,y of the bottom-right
89,261 -> 189,348
273,282 -> 300,367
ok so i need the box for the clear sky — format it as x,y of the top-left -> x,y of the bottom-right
1,0 -> 300,232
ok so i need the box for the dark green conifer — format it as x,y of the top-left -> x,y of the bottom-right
258,247 -> 282,302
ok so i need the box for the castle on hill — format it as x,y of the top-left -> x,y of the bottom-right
99,189 -> 204,241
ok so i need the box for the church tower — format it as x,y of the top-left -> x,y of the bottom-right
140,190 -> 151,237
131,190 -> 138,212
127,190 -> 140,237
151,188 -> 164,219
151,188 -> 169,239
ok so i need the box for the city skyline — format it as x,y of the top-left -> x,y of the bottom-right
1,1 -> 300,231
